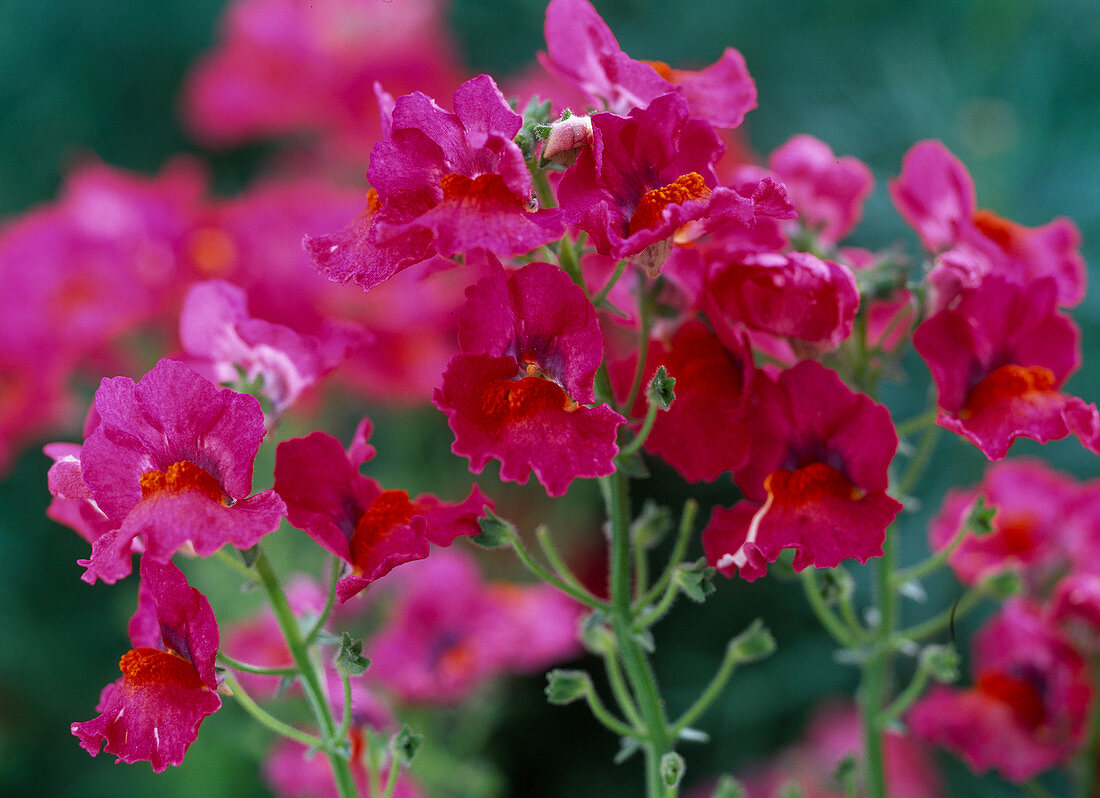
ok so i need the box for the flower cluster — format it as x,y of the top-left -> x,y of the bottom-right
16,0 -> 1096,795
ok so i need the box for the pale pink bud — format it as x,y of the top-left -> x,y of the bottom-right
542,114 -> 593,166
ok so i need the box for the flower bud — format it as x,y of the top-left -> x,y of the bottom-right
542,113 -> 593,166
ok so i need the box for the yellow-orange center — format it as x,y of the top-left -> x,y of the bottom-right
628,173 -> 712,236
977,671 -> 1045,729
349,489 -> 420,567
439,172 -> 524,208
973,209 -> 1024,253
642,59 -> 677,82
764,462 -> 864,508
964,364 -> 1058,418
139,461 -> 227,504
480,374 -> 578,422
119,647 -> 203,689
186,227 -> 238,277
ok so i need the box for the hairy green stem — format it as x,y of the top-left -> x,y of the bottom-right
899,587 -> 985,642
253,547 -> 358,798
801,569 -> 857,648
217,651 -> 296,677
860,526 -> 898,798
222,671 -> 324,749
641,500 -> 698,608
510,530 -> 608,610
669,645 -> 738,737
304,555 -> 341,645
604,471 -> 673,798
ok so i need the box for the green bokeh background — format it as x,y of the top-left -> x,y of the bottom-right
1,1 -> 1098,796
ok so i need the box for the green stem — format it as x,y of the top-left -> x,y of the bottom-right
623,288 -> 656,414
215,547 -> 259,582
801,569 -> 856,648
557,233 -> 585,291
603,651 -> 644,729
1077,664 -> 1100,798
380,752 -> 402,798
603,471 -> 673,798
217,651 -> 296,677
531,166 -> 556,210
253,547 -> 358,798
634,571 -> 681,631
860,525 -> 898,798
896,423 -> 941,499
892,515 -> 971,586
641,501 -> 698,609
510,530 -> 608,611
334,671 -> 354,743
584,681 -> 641,738
899,587 -> 985,642
304,556 -> 342,645
222,671 -> 325,749
593,259 -> 629,306
669,645 -> 739,737
879,658 -> 932,726
535,526 -> 590,595
894,408 -> 937,440
619,398 -> 662,457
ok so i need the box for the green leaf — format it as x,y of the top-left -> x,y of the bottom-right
646,365 -> 676,410
470,509 -> 515,548
545,669 -> 591,705
674,559 -> 716,604
391,725 -> 423,766
334,632 -> 370,676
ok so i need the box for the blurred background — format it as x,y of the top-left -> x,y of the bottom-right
1,0 -> 1098,796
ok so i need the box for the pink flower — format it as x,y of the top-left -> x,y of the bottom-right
703,361 -> 901,581
909,600 -> 1090,782
368,551 -> 581,704
705,250 -> 859,347
273,420 -> 490,602
731,701 -> 941,798
540,0 -> 756,128
63,358 -> 286,584
305,75 -> 564,292
768,135 -> 874,246
71,558 -> 221,772
182,0 -> 464,162
913,276 -> 1100,460
557,93 -> 792,275
890,140 -> 1085,309
434,260 -> 626,497
179,279 -> 365,415
928,458 -> 1090,593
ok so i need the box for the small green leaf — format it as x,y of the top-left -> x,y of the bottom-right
660,752 -> 686,788
334,632 -> 370,675
965,495 -> 997,537
921,643 -> 960,683
982,568 -> 1024,599
470,509 -> 515,548
545,669 -> 591,705
728,619 -> 777,663
391,725 -> 422,766
674,559 -> 716,604
646,365 -> 676,410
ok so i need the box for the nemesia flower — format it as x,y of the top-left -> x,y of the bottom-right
928,458 -> 1087,593
434,259 -> 626,497
890,140 -> 1085,309
273,419 -> 490,602
66,358 -> 286,584
703,360 -> 901,581
540,0 -> 756,128
557,92 -> 793,275
265,730 -> 421,798
705,250 -> 860,347
909,599 -> 1091,782
728,701 -> 941,798
306,74 -> 564,292
768,135 -> 874,246
614,319 -> 755,482
71,557 -> 221,772
179,279 -> 365,415
182,0 -> 464,161
368,551 -> 580,704
913,276 -> 1100,460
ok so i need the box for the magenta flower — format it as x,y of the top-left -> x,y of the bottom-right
913,276 -> 1100,460
368,550 -> 580,704
540,0 -> 756,128
890,140 -> 1085,308
557,92 -> 792,275
1050,573 -> 1100,656
705,250 -> 860,347
273,420 -> 490,602
434,260 -> 626,497
703,361 -> 901,581
179,279 -> 365,415
72,557 -> 221,772
67,358 -> 286,584
768,134 -> 874,246
614,320 -> 755,483
182,0 -> 463,162
305,74 -> 564,292
928,458 -> 1090,593
909,600 -> 1090,782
